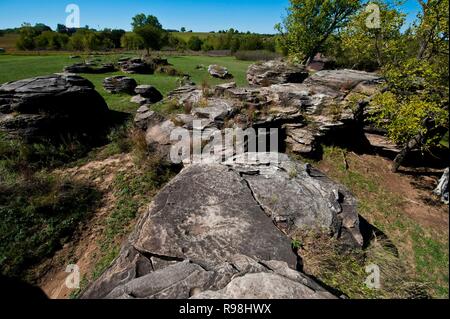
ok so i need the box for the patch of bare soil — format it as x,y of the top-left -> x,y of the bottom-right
319,152 -> 448,236
35,154 -> 135,299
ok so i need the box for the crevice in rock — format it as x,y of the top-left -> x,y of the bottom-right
133,247 -> 185,263
236,172 -> 304,272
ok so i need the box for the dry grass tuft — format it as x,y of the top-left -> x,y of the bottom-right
294,230 -> 430,299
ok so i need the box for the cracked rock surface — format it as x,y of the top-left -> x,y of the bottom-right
82,153 -> 361,299
84,62 -> 381,299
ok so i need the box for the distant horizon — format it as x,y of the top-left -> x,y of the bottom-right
0,0 -> 422,34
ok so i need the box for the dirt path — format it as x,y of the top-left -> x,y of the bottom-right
318,152 -> 448,235
36,154 -> 135,299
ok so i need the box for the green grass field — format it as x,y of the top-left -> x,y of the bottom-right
0,53 -> 254,112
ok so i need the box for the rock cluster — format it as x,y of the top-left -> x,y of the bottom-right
155,68 -> 382,157
0,74 -> 109,141
102,76 -> 137,94
79,61 -> 385,299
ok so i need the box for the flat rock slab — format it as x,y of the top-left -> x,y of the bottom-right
63,63 -> 115,74
304,69 -> 382,91
82,152 -> 362,299
192,272 -> 336,299
131,164 -> 297,268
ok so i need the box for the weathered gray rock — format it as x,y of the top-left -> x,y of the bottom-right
224,153 -> 363,247
259,82 -> 341,115
82,151 -> 363,299
208,64 -> 230,79
82,162 -> 317,299
134,105 -> 165,131
0,74 -> 109,140
105,261 -> 216,299
145,119 -> 178,155
247,60 -> 309,86
103,76 -> 137,94
131,164 -> 297,266
192,98 -> 235,124
134,85 -> 163,103
304,69 -> 383,91
63,63 -> 115,74
119,58 -> 154,74
214,82 -> 236,96
192,272 -> 336,299
284,124 -> 317,154
434,168 -> 449,204
306,53 -> 335,72
168,85 -> 203,107
130,95 -> 148,105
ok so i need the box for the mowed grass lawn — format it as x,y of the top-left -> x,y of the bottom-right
0,54 -> 254,112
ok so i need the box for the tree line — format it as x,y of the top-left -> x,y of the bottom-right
12,15 -> 277,53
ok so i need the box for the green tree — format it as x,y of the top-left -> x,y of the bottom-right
68,31 -> 85,51
132,13 -> 163,30
134,25 -> 166,54
276,0 -> 360,63
132,14 -> 166,54
369,58 -> 448,172
367,0 -> 449,172
16,23 -> 38,50
338,1 -> 407,69
120,32 -> 145,50
181,27 -> 186,32
415,0 -> 449,59
187,36 -> 203,51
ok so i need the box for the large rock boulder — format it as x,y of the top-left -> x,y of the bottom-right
247,60 -> 309,86
133,85 -> 163,104
81,152 -> 363,299
103,76 -> 137,94
225,153 -> 363,247
119,58 -> 154,74
208,65 -> 230,79
0,74 -> 109,140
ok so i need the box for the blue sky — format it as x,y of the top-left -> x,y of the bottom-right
0,0 -> 422,34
